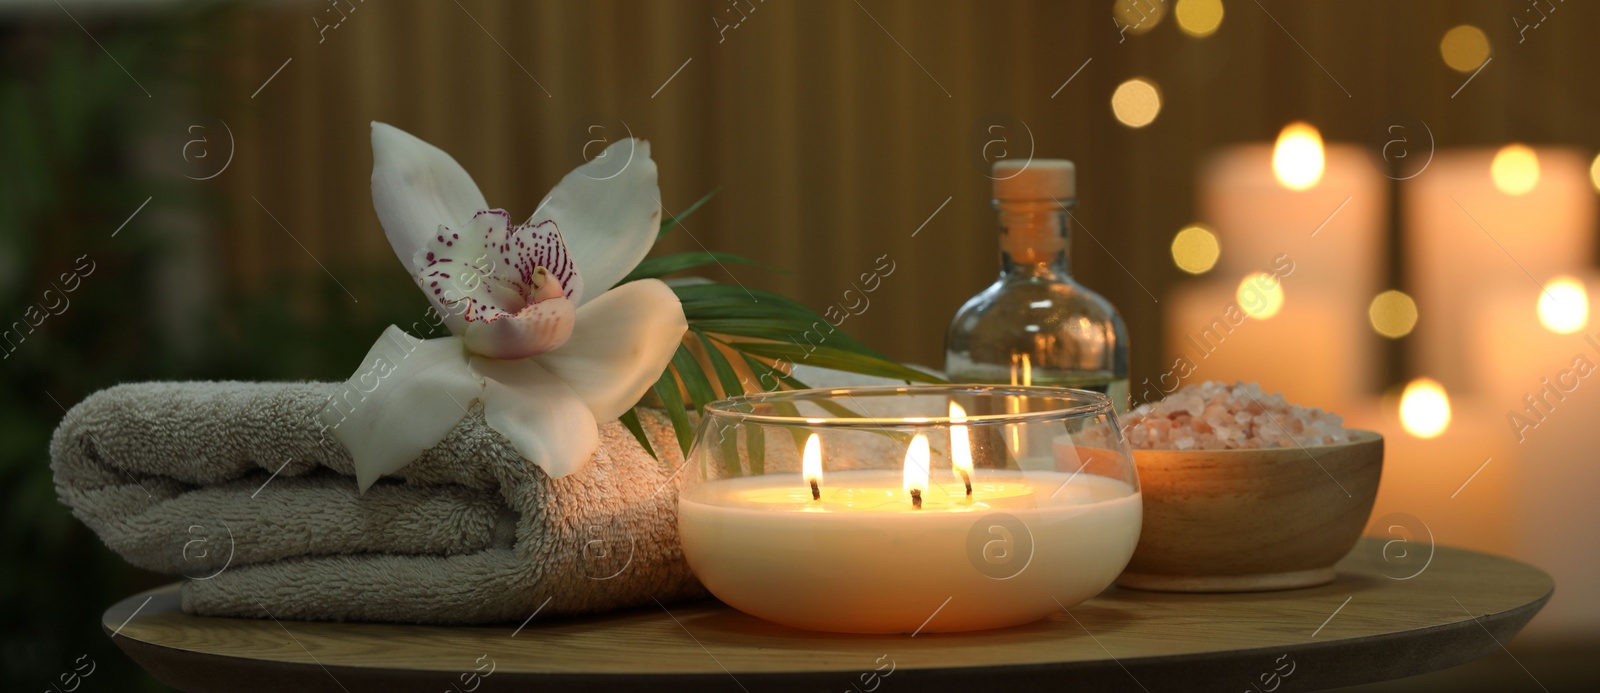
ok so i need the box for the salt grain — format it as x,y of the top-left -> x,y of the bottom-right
1120,381 -> 1354,451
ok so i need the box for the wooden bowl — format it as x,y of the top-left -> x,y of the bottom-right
1117,430 -> 1383,593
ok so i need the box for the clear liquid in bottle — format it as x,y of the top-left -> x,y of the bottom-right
944,159 -> 1130,410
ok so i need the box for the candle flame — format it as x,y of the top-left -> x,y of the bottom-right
802,433 -> 822,500
1272,121 -> 1325,191
1399,377 -> 1451,439
949,402 -> 974,495
903,433 -> 930,507
1538,275 -> 1589,334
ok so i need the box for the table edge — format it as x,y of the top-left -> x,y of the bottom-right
102,541 -> 1555,692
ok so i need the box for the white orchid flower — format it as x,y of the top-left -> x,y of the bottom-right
322,122 -> 686,491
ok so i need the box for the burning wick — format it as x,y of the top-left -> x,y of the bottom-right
802,433 -> 823,502
904,433 -> 930,511
950,401 -> 974,499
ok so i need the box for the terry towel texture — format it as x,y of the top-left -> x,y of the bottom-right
50,381 -> 706,625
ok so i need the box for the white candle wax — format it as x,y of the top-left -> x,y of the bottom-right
1199,143 -> 1386,295
1164,279 -> 1374,411
1344,400 -> 1517,557
1404,147 -> 1594,391
678,469 -> 1141,634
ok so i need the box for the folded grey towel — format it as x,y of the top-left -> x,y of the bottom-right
49,381 -> 705,624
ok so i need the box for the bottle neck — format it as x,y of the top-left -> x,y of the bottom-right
996,199 -> 1073,279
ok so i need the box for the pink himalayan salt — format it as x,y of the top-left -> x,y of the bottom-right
1121,381 -> 1354,450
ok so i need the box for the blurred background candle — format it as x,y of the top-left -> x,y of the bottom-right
1171,130 -> 1600,653
1468,272 -> 1600,405
1392,148 -> 1600,647
1200,125 -> 1387,297
1166,278 -> 1368,410
1347,382 -> 1517,559
1404,146 -> 1596,395
1165,123 -> 1385,410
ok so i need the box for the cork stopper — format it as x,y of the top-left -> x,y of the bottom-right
992,159 -> 1076,202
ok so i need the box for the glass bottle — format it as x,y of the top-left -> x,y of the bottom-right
945,159 -> 1130,410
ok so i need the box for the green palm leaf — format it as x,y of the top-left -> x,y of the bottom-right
617,251 -> 782,286
617,409 -> 657,460
671,344 -> 718,414
729,340 -> 937,384
693,331 -> 746,398
649,366 -> 693,459
618,190 -> 944,470
657,188 -> 717,240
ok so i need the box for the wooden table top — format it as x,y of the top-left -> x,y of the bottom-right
104,539 -> 1551,693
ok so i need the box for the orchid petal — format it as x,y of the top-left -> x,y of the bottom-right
532,138 -> 660,303
471,356 -> 599,479
371,122 -> 488,279
534,278 -> 687,422
320,327 -> 484,492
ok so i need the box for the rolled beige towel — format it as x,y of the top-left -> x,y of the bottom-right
49,381 -> 705,624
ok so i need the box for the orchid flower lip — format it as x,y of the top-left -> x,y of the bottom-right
416,206 -> 583,336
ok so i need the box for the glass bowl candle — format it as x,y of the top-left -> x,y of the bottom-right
676,385 -> 1142,634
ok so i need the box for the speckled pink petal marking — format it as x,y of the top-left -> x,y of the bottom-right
415,209 -> 584,326
497,219 -> 583,307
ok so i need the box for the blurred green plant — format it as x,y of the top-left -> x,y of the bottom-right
1,23 -> 177,693
0,7 -> 336,692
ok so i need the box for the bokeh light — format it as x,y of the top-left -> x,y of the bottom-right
1170,224 -> 1221,274
1112,0 -> 1167,37
1491,144 -> 1540,196
1111,78 -> 1162,128
1538,276 -> 1589,334
1175,0 -> 1225,37
1440,25 -> 1490,72
1399,378 -> 1452,439
1368,290 -> 1419,339
1589,152 -> 1600,192
1237,273 -> 1285,319
1272,122 -> 1325,190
